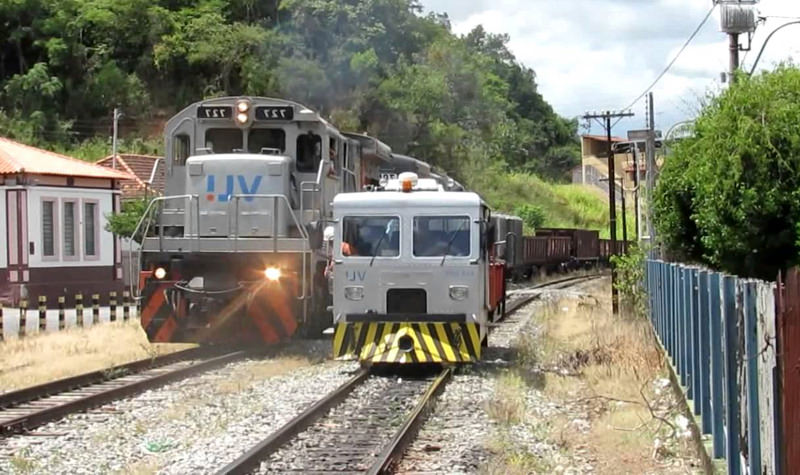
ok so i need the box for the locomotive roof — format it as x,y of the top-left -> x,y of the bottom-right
168,96 -> 334,128
334,191 -> 484,209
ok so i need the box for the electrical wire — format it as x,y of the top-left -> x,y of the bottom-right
618,4 -> 718,114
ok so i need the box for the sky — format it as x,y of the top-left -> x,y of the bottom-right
419,0 -> 800,137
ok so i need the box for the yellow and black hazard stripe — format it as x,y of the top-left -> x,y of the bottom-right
333,322 -> 481,364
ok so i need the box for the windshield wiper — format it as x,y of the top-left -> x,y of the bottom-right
369,232 -> 388,267
440,220 -> 468,266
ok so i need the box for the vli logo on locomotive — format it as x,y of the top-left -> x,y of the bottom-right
206,175 -> 263,202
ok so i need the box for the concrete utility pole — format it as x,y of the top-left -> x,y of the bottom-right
646,93 -> 657,247
112,108 -> 122,169
582,109 -> 634,315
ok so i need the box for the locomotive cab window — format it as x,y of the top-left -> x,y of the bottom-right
205,128 -> 243,153
173,134 -> 190,166
297,132 -> 321,173
248,128 -> 286,154
341,216 -> 399,257
413,216 -> 471,257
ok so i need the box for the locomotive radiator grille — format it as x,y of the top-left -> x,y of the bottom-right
333,321 -> 481,364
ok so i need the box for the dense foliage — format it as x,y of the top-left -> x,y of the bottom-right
654,66 -> 800,279
0,0 -> 578,181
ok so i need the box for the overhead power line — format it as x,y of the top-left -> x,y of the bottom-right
619,4 -> 717,113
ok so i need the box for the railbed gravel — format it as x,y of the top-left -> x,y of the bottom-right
396,280 -> 598,474
0,343 -> 359,475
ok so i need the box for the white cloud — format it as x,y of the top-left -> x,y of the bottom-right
421,0 -> 800,132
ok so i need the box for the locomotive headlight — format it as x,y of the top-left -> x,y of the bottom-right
236,112 -> 249,124
236,100 -> 250,113
449,285 -> 469,301
154,267 -> 167,280
344,286 -> 364,301
264,267 -> 282,281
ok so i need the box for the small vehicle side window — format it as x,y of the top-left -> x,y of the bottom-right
341,216 -> 400,257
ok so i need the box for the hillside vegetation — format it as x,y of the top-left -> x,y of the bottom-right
0,0 -> 616,228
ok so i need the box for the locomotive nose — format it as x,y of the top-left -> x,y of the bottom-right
397,334 -> 415,353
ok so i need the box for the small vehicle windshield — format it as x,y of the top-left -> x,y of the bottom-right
413,216 -> 470,257
342,216 -> 400,257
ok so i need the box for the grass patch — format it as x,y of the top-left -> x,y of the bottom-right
485,372 -> 527,425
0,320 -> 194,391
8,451 -> 37,474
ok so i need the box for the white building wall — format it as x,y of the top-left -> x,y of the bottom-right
26,186 -> 114,268
0,188 -> 6,269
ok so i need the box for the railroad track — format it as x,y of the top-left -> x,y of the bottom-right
217,367 -> 450,475
0,347 -> 249,436
504,272 -> 606,316
216,272 -> 602,474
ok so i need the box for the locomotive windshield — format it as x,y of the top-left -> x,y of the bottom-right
342,216 -> 400,257
248,129 -> 285,153
205,128 -> 242,153
413,216 -> 470,257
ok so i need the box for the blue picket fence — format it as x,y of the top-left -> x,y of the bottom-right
645,260 -> 780,475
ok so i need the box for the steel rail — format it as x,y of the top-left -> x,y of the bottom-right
503,273 -> 605,317
0,347 -> 208,409
367,368 -> 452,475
0,350 -> 247,435
216,368 -> 370,475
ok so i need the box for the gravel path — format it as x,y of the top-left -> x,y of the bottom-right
0,343 -> 359,475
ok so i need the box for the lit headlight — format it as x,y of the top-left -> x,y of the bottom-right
264,267 -> 281,281
236,100 -> 250,113
344,286 -> 364,301
154,267 -> 167,280
449,285 -> 469,301
236,112 -> 249,124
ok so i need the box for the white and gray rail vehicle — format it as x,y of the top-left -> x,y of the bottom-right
133,97 -> 391,344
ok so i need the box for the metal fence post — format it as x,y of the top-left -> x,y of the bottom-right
698,271 -> 712,432
38,295 -> 47,333
744,281 -> 762,473
671,263 -> 678,361
709,272 -> 725,458
691,269 -> 701,411
722,275 -> 742,474
681,267 -> 691,390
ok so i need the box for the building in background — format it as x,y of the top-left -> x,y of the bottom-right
0,137 -> 134,305
96,154 -> 165,199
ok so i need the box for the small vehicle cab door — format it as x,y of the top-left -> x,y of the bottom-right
333,213 -> 400,319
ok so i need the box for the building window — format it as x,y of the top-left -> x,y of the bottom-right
42,199 -> 56,257
84,201 -> 98,257
63,201 -> 76,257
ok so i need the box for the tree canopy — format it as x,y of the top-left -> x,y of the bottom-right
0,0 -> 578,181
654,66 -> 800,279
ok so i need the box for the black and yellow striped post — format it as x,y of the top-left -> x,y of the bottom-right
109,291 -> 117,322
75,294 -> 84,327
58,296 -> 66,330
19,299 -> 28,337
0,302 -> 4,341
123,291 -> 131,321
38,296 -> 47,333
92,294 -> 100,325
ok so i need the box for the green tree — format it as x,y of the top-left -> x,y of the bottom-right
655,66 -> 800,279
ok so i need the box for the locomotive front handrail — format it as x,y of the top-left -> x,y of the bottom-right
128,194 -> 196,299
227,194 -> 310,301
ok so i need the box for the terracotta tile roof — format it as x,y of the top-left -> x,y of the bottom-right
0,137 -> 133,180
96,154 -> 165,198
582,134 -> 626,142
